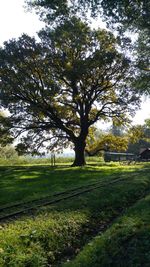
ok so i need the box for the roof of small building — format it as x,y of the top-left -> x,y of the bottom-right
105,152 -> 135,156
140,148 -> 150,155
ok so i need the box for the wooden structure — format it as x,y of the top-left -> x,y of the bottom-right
139,148 -> 150,161
104,152 -> 135,162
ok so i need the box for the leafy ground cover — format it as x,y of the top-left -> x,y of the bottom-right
0,163 -> 150,266
64,191 -> 150,267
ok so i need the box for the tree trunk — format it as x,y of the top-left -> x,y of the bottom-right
72,140 -> 86,166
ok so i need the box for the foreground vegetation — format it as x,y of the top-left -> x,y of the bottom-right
0,162 -> 150,266
64,191 -> 150,267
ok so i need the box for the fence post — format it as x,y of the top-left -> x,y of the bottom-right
51,153 -> 56,167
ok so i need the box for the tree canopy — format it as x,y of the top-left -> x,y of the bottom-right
27,0 -> 150,31
0,17 -> 139,165
27,0 -> 150,95
127,122 -> 150,154
98,0 -> 150,94
86,133 -> 128,156
86,120 -> 150,156
0,145 -> 18,160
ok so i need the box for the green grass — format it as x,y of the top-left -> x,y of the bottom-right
0,163 -> 150,266
0,163 -> 143,206
0,156 -> 104,166
64,192 -> 150,267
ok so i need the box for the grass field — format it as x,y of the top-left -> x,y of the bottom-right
0,162 -> 139,206
0,162 -> 150,266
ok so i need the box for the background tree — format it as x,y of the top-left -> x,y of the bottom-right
111,120 -> 125,137
0,145 -> 18,160
86,132 -> 128,156
127,122 -> 150,154
145,119 -> 150,128
0,111 -> 17,161
0,111 -> 13,146
86,124 -> 128,156
86,120 -> 150,156
0,18 -> 139,166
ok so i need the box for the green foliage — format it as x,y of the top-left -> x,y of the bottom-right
0,211 -> 87,267
26,0 -> 69,23
128,125 -> 145,144
100,0 -> 150,31
87,120 -> 150,156
127,122 -> 150,154
99,0 -> 150,95
27,0 -> 150,96
27,0 -> 150,31
0,164 -> 150,266
145,119 -> 150,128
0,145 -> 18,160
86,127 -> 129,156
64,191 -> 150,267
132,30 -> 150,94
87,133 -> 128,155
0,112 -> 13,146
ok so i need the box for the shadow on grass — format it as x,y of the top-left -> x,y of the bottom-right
0,163 -> 150,207
0,164 -> 119,206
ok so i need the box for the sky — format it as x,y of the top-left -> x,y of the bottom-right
0,0 -> 149,126
0,0 -> 44,44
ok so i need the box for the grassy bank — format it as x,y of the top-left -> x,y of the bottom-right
64,192 -> 150,267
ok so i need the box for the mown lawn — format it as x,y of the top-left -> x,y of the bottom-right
0,163 -> 150,266
0,163 -> 145,206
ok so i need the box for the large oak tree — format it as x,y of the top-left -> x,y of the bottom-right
0,18 -> 138,165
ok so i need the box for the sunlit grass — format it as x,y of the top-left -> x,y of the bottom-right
0,163 -> 148,206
